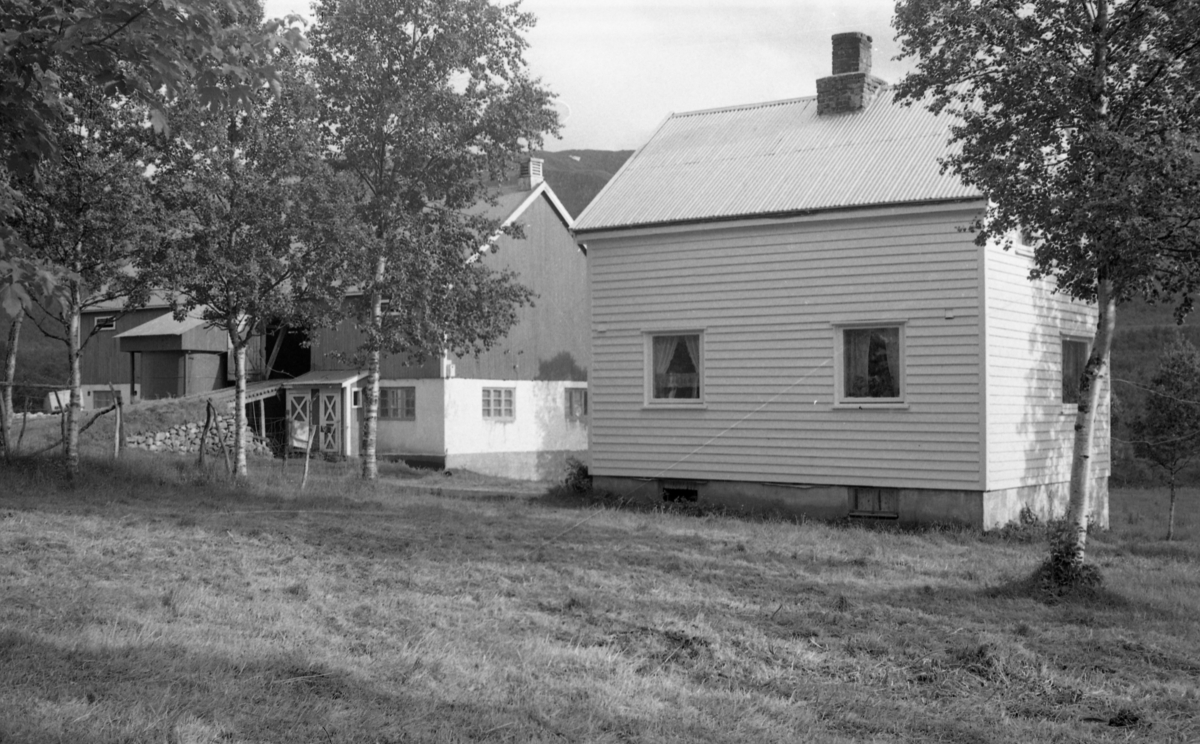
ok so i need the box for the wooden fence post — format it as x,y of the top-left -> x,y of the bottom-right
52,391 -> 65,455
281,410 -> 288,476
17,409 -> 28,453
198,402 -> 213,467
300,427 -> 318,491
109,383 -> 121,460
0,390 -> 8,461
209,401 -> 232,476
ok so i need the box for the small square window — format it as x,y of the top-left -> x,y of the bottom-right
352,389 -> 362,408
648,333 -> 702,402
566,388 -> 588,421
94,316 -> 116,331
1062,339 -> 1089,405
482,388 -> 514,419
838,325 -> 904,402
380,387 -> 416,420
93,390 -> 122,408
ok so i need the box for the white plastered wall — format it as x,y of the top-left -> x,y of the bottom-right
373,379 -> 447,457
442,378 -> 588,479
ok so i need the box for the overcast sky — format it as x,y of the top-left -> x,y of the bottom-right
262,0 -> 909,152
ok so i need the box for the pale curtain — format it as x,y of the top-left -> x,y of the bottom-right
844,329 -> 871,397
682,335 -> 700,376
653,335 -> 679,397
879,328 -> 900,396
653,336 -> 678,376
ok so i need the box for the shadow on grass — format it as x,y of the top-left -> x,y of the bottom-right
0,627 -> 510,744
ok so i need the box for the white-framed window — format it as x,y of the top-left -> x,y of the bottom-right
482,388 -> 514,419
834,323 -> 905,404
379,387 -> 416,420
646,332 -> 703,404
93,389 -> 122,409
1062,337 -> 1090,405
1014,228 -> 1041,258
566,387 -> 588,421
94,316 -> 116,331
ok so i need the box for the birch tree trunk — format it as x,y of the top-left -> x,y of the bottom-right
232,336 -> 248,478
1053,278 -> 1115,575
66,284 -> 83,477
2,313 -> 21,458
361,279 -> 384,480
1167,477 -> 1178,541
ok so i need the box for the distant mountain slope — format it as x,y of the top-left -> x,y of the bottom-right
534,149 -> 632,220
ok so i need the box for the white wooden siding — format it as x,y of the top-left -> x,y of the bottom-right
984,242 -> 1110,489
588,204 -> 987,490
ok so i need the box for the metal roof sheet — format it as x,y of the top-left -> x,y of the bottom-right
200,380 -> 284,405
281,370 -> 368,387
574,88 -> 980,232
114,311 -> 207,338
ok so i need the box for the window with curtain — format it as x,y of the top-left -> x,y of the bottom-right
380,387 -> 416,420
650,333 -> 701,400
482,388 -> 515,419
842,326 -> 902,400
1062,339 -> 1089,404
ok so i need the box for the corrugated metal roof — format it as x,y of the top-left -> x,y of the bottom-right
281,370 -> 367,387
114,311 -> 207,338
574,88 -> 980,232
200,380 -> 283,405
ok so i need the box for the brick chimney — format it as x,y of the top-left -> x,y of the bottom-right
519,157 -> 544,189
816,32 -> 887,115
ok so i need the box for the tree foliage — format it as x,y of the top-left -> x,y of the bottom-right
6,78 -> 163,474
1,0 -> 307,321
154,58 -> 361,476
1129,337 -> 1200,540
895,0 -> 1200,309
894,0 -> 1200,582
2,0 -> 305,178
309,0 -> 559,478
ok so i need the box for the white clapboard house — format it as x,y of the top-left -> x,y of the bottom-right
571,33 -> 1109,528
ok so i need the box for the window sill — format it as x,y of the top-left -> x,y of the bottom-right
483,417 -> 516,423
643,401 -> 707,410
832,402 -> 909,410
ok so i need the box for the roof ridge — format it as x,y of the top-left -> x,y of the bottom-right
671,84 -> 896,119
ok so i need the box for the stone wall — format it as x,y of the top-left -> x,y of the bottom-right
125,413 -> 274,457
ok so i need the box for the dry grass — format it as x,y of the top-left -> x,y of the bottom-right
1,452 -> 1198,743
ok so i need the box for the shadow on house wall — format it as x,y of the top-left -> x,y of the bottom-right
535,352 -> 587,382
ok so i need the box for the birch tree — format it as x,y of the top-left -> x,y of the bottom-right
1,0 -> 306,304
894,0 -> 1200,587
1129,338 -> 1200,541
7,83 -> 160,475
309,0 -> 557,479
155,62 -> 360,477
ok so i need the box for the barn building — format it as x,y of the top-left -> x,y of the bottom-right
294,159 -> 589,480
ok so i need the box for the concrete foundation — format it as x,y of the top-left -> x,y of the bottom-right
446,449 -> 586,481
593,475 -> 1110,530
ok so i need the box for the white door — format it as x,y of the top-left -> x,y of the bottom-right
320,392 -> 341,454
288,393 -> 311,449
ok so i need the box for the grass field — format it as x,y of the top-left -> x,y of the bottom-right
2,452 -> 1198,743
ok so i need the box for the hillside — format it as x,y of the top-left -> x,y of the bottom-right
534,149 -> 632,219
1,317 -> 64,413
